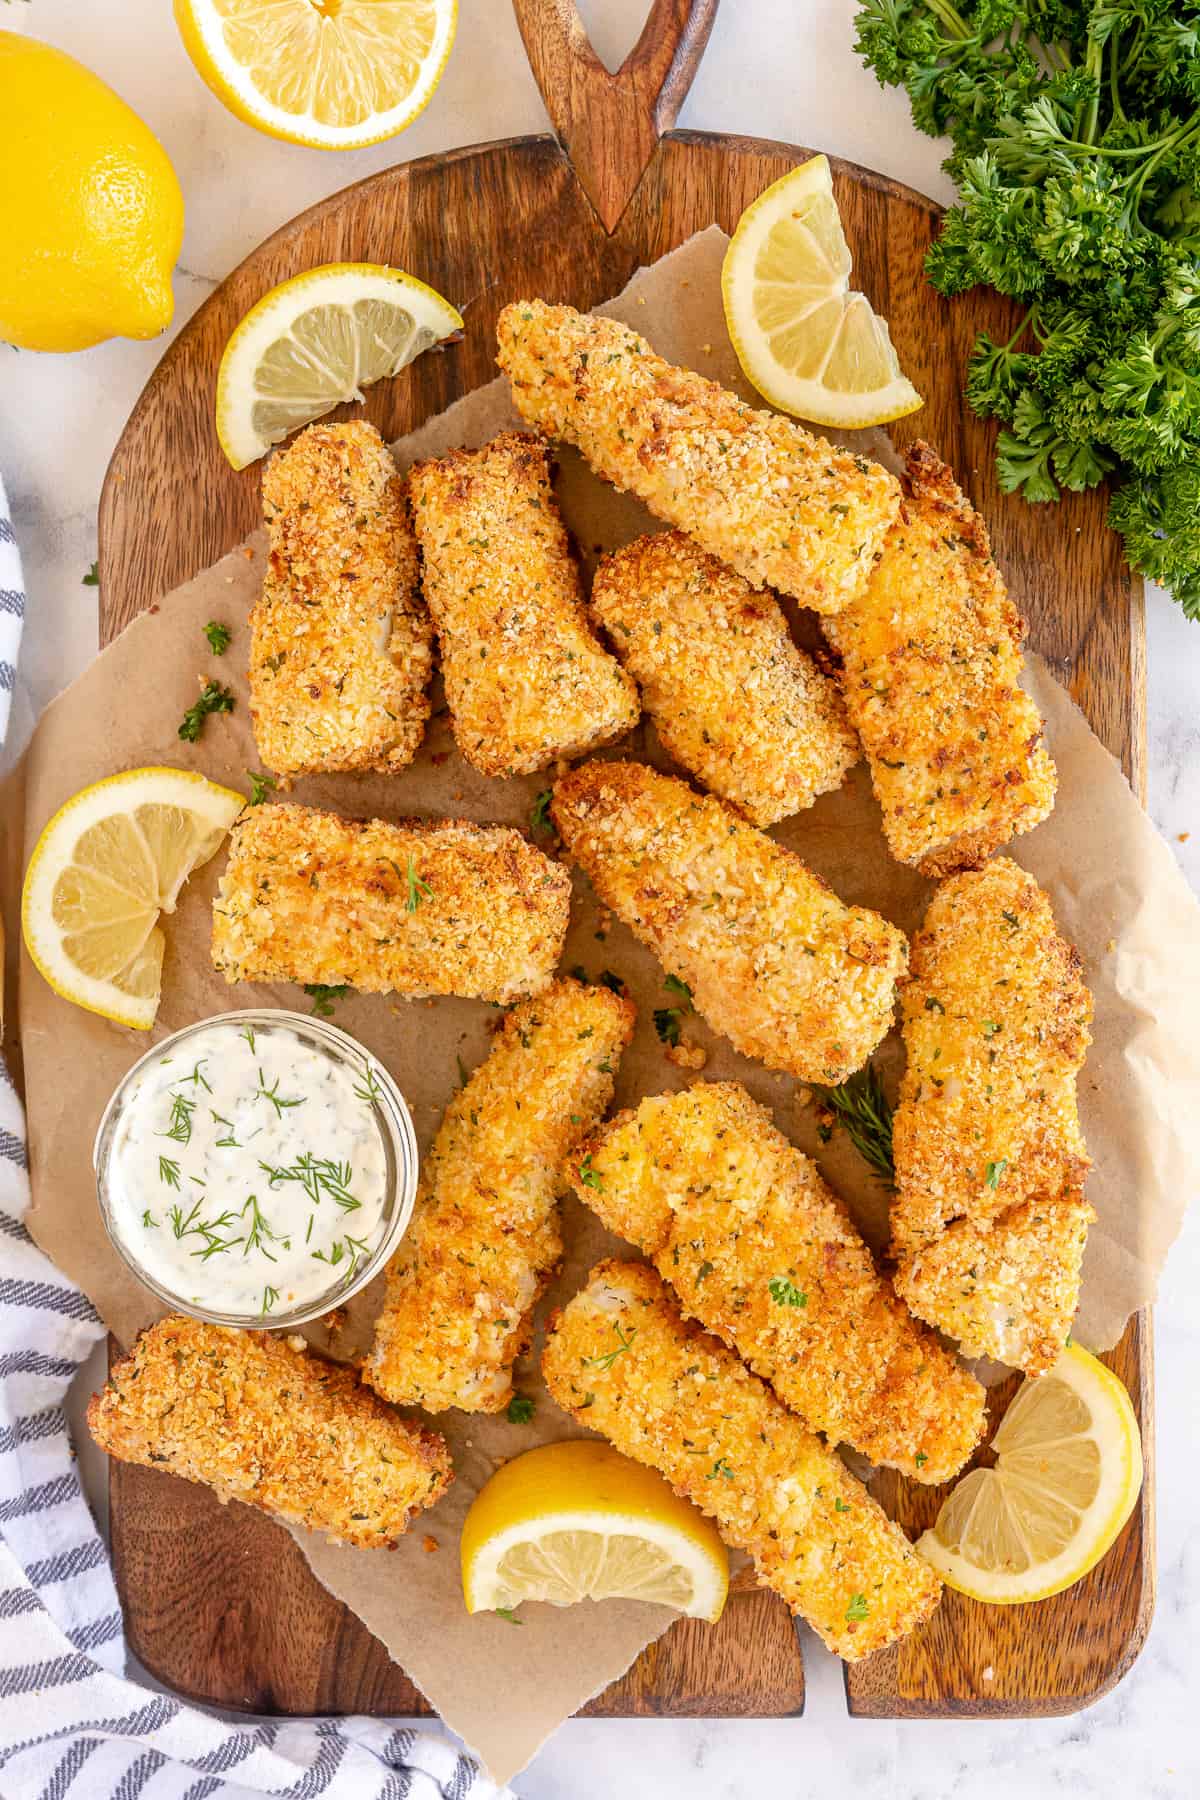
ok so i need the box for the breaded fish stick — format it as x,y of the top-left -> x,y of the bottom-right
212,801 -> 569,1005
250,421 -> 434,777
823,444 -> 1056,876
88,1316 -> 451,1550
891,858 -> 1094,1373
408,433 -> 639,775
552,761 -> 907,1083
590,532 -> 857,825
542,1263 -> 941,1660
564,1082 -> 984,1482
496,300 -> 899,615
366,979 -> 635,1412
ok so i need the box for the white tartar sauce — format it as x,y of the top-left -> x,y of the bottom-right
104,1018 -> 390,1318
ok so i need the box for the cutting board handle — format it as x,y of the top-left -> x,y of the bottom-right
511,0 -> 720,232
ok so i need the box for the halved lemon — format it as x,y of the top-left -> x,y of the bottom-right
722,154 -> 923,429
22,768 -> 243,1031
215,262 -> 463,470
174,0 -> 457,151
918,1344 -> 1143,1604
461,1440 -> 729,1622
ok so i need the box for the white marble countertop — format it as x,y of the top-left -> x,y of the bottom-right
3,1 -> 1198,1793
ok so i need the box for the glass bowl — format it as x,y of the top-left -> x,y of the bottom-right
93,1009 -> 418,1330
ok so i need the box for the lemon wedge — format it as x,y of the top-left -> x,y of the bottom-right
215,262 -> 463,470
918,1343 -> 1143,1604
174,0 -> 457,151
722,154 -> 923,429
22,768 -> 243,1031
461,1440 -> 729,1622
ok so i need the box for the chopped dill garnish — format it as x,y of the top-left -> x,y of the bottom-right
585,1321 -> 637,1370
405,854 -> 433,912
159,1092 -> 196,1145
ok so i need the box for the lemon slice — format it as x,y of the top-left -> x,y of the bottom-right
22,768 -> 243,1031
461,1441 -> 729,1621
174,0 -> 457,151
918,1344 -> 1143,1604
215,262 -> 463,470
722,154 -> 923,429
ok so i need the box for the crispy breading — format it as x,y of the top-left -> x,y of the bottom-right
823,443 -> 1057,876
496,300 -> 900,615
563,1081 -> 985,1483
542,1262 -> 942,1660
891,858 -> 1094,1373
211,801 -> 569,1005
365,980 -> 634,1413
408,433 -> 639,775
249,422 -> 434,777
589,531 -> 858,825
551,760 -> 907,1083
87,1316 -> 451,1549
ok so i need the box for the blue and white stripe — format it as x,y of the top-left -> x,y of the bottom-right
0,482 -> 24,740
0,488 -> 511,1797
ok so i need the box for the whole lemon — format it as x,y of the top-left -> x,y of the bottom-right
0,32 -> 184,352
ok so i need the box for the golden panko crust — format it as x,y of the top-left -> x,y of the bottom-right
250,421 -> 433,776
891,857 -> 1094,1373
590,531 -> 858,825
87,1316 -> 451,1549
823,443 -> 1057,875
496,300 -> 900,615
211,801 -> 570,1005
551,760 -> 907,1083
365,979 -> 636,1413
542,1262 -> 943,1661
409,432 -> 639,776
563,1081 -> 985,1483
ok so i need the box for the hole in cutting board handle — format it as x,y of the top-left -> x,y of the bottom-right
511,0 -> 721,232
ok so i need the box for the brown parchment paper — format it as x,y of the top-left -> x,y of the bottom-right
8,227 -> 1200,1783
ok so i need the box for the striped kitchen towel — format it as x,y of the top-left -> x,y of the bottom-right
0,476 -> 24,743
0,486 -> 512,1798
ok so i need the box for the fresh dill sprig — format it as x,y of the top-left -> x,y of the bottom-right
255,1069 -> 305,1118
260,1154 -> 359,1211
241,1193 -> 282,1260
814,1062 -> 895,1185
158,1155 -> 182,1189
159,1092 -> 196,1145
352,1066 -> 384,1105
211,1111 -> 240,1148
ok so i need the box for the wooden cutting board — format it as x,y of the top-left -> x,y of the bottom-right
97,0 -> 1153,1724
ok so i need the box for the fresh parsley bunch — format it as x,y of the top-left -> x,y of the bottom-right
856,0 -> 1200,616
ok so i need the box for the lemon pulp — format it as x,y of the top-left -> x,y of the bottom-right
461,1440 -> 729,1622
215,262 -> 463,469
722,153 -> 923,428
22,769 -> 243,1030
918,1343 -> 1143,1604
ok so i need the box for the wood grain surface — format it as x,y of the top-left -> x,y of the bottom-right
100,0 -> 1151,1728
